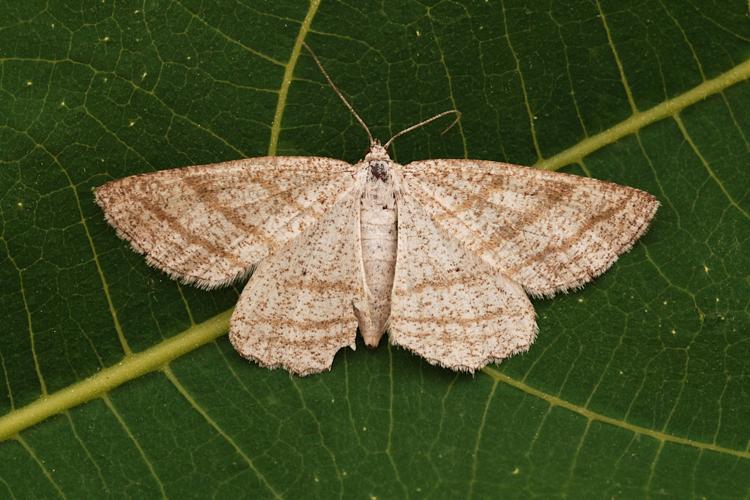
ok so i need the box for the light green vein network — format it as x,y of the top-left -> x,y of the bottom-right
2,54 -> 749,443
1,2 -> 749,470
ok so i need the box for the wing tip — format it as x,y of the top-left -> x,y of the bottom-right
94,180 -> 148,257
523,190 -> 660,299
95,181 -> 252,290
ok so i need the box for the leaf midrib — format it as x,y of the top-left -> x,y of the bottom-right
3,8 -> 750,454
3,307 -> 749,460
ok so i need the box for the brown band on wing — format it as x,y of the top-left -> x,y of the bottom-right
506,192 -> 635,274
472,185 -> 572,255
392,273 -> 484,295
134,192 -> 246,270
180,174 -> 277,248
281,277 -> 355,293
391,308 -> 528,327
412,171 -> 574,253
238,315 -> 348,332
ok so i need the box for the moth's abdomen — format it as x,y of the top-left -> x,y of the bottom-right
357,182 -> 397,347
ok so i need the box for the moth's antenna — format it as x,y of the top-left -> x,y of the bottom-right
383,109 -> 461,150
302,42 -> 374,145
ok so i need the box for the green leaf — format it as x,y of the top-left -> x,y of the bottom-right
1,0 -> 749,497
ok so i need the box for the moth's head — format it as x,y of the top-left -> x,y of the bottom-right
362,141 -> 391,182
364,140 -> 390,162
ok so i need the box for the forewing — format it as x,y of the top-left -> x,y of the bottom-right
389,187 -> 536,372
229,184 -> 367,376
402,160 -> 659,297
95,157 -> 356,288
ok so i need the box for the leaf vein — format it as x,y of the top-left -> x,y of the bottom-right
595,0 -> 638,113
482,367 -> 750,460
164,367 -> 282,499
535,58 -> 750,171
16,435 -> 66,499
268,0 -> 322,156
467,379 -> 497,499
102,396 -> 167,498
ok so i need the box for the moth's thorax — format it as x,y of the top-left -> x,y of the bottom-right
362,161 -> 396,210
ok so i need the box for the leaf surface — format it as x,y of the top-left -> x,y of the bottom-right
1,0 -> 749,498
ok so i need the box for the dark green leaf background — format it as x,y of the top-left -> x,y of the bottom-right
1,0 -> 749,498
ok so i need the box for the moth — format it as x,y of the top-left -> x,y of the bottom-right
95,45 -> 658,375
